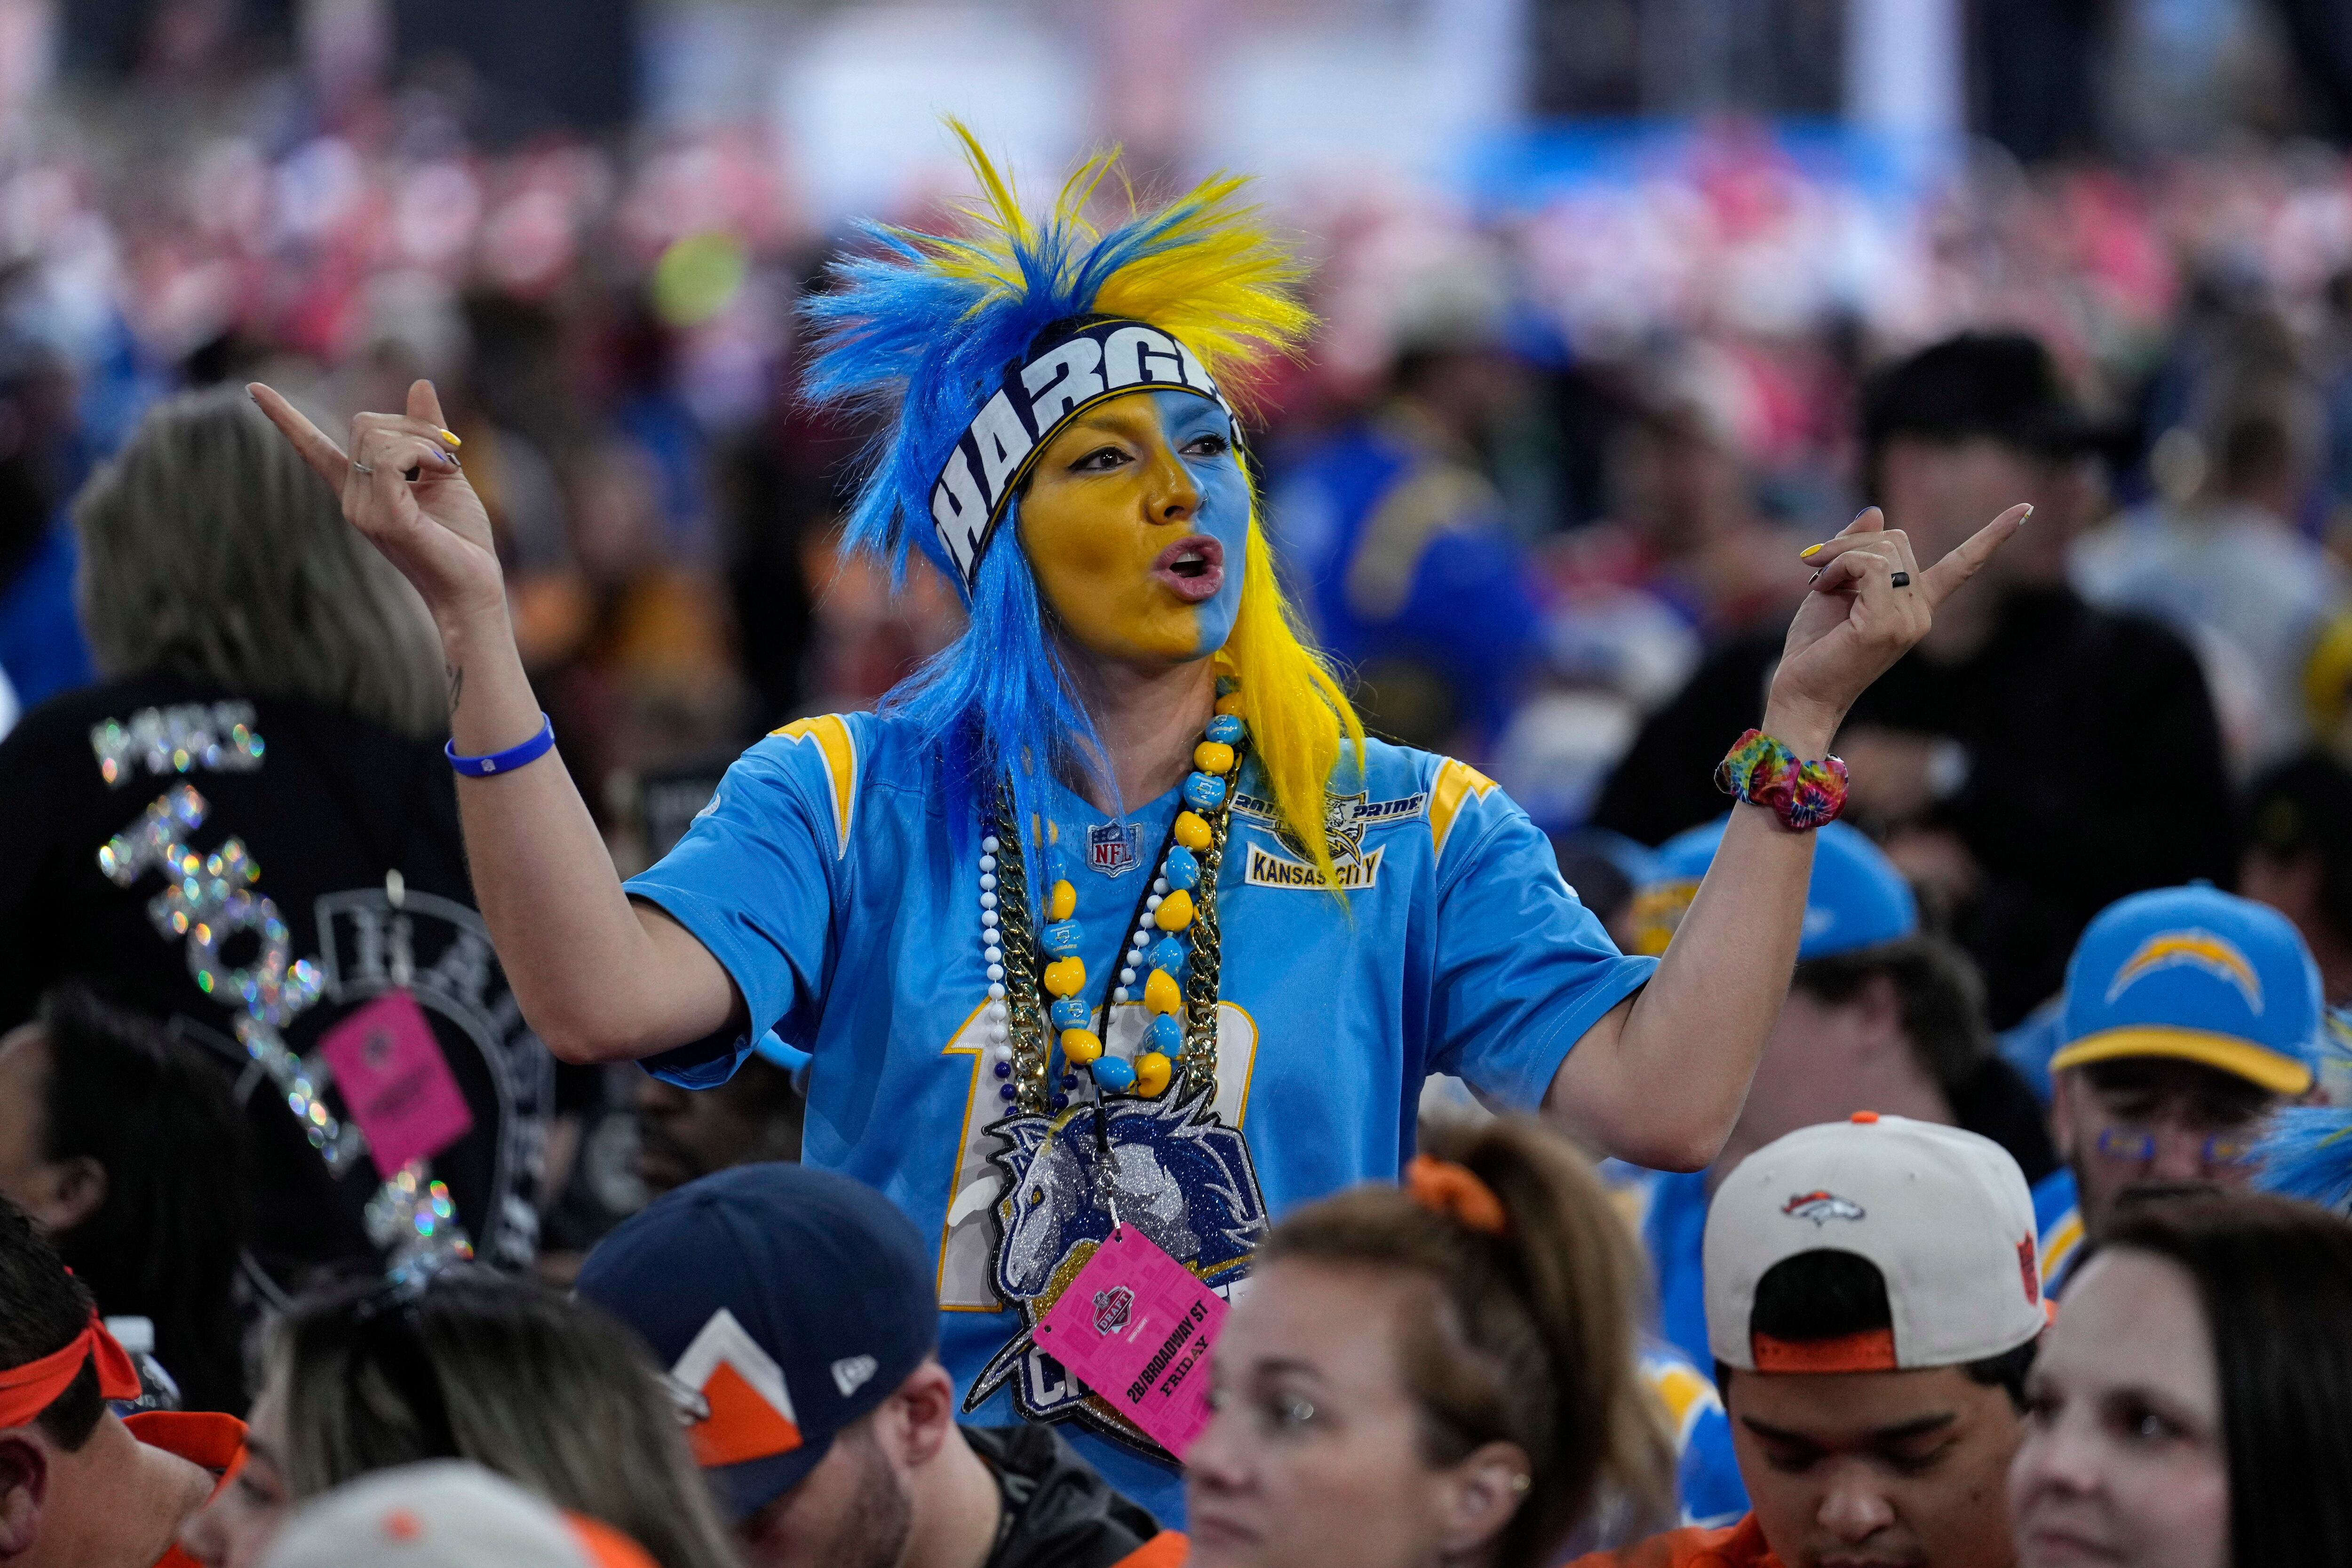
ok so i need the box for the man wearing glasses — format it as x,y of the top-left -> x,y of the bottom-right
2035,884 -> 2326,1293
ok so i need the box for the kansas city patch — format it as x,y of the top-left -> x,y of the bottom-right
1231,789 -> 1422,891
1245,842 -> 1384,890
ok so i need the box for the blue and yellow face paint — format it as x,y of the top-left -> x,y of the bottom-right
801,124 -> 1367,887
1017,389 -> 1248,665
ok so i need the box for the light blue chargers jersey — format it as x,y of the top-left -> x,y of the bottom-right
2032,1166 -> 2086,1298
624,711 -> 1657,1522
1641,1345 -> 1749,1529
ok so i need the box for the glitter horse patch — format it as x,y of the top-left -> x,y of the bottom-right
963,1085 -> 1267,1459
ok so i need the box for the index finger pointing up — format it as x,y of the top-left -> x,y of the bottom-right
248,383 -> 350,493
1920,503 -> 2033,607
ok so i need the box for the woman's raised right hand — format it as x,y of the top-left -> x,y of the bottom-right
250,378 -> 504,630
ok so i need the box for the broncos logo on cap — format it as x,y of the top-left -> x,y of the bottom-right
667,1307 -> 803,1469
1782,1191 -> 1866,1226
2105,930 -> 2265,1014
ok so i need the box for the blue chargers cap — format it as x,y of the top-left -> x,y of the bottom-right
574,1163 -> 937,1520
2052,884 -> 2321,1096
1629,814 -> 1916,961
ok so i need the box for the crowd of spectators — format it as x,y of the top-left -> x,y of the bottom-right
12,35 -> 2352,1568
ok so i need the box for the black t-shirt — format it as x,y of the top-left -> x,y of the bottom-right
1592,587 -> 2238,1027
967,1423 -> 1164,1568
0,676 -> 551,1298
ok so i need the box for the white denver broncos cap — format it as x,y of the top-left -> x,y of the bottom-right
1705,1113 -> 2047,1373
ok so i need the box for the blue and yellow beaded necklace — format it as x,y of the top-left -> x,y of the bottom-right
977,681 -> 1248,1118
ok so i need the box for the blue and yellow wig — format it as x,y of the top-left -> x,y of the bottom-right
801,127 -> 1364,886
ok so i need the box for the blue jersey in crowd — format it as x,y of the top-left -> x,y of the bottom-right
2032,1167 -> 2086,1298
625,710 -> 1656,1522
1642,1345 -> 1750,1528
1270,420 -> 1546,743
1634,1167 -> 1716,1374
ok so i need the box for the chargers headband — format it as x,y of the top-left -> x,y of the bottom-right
929,318 -> 1237,589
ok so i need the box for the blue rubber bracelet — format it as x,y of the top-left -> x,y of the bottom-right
445,714 -> 556,778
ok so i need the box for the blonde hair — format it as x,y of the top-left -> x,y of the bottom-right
1262,1118 -> 1676,1567
1222,511 -> 1366,890
273,1275 -> 739,1568
73,386 -> 446,741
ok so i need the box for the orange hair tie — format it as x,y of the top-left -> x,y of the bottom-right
1405,1155 -> 1508,1236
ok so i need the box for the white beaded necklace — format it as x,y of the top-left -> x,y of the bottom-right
975,684 -> 1248,1117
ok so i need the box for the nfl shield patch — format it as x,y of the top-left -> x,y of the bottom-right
1087,822 -> 1143,878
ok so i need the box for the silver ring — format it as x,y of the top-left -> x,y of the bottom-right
351,461 -> 374,475
1890,571 -> 1911,588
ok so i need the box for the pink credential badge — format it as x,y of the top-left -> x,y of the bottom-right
317,990 -> 474,1178
1033,1224 -> 1228,1457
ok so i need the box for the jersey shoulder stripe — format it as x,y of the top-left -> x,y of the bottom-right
2039,1207 -> 2084,1292
1641,1353 -> 1723,1449
1429,757 -> 1500,859
770,714 -> 859,858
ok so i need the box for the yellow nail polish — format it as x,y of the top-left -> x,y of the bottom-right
2019,504 -> 2033,522
1799,543 -> 1824,560
440,429 -> 462,448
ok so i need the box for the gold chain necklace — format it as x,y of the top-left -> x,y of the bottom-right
983,729 -> 1246,1117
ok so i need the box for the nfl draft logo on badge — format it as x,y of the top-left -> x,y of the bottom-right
1093,1284 -> 1136,1336
1087,821 -> 1143,878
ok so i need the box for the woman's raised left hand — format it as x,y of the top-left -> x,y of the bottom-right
1761,502 -> 2031,752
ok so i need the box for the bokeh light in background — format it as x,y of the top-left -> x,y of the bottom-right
3,0 -> 2352,851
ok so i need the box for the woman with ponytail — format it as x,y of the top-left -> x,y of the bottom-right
251,127 -> 2022,1520
1186,1117 -> 1674,1568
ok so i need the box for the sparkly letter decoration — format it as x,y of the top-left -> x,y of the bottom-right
98,786 -> 354,1169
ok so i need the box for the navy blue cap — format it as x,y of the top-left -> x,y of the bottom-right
573,1163 -> 937,1520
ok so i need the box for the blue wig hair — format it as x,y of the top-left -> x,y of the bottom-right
798,125 -> 1326,871
2256,1016 -> 2352,1213
2257,1104 -> 2352,1214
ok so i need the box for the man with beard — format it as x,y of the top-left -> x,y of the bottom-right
2033,884 -> 2325,1295
575,1163 -> 1176,1568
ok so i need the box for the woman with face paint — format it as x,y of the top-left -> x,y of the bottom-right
248,128 -> 2026,1521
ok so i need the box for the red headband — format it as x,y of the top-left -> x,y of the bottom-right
0,1309 -> 142,1429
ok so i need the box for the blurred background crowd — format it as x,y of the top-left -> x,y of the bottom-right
4,0 -> 2352,811
5,0 -> 2352,1383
